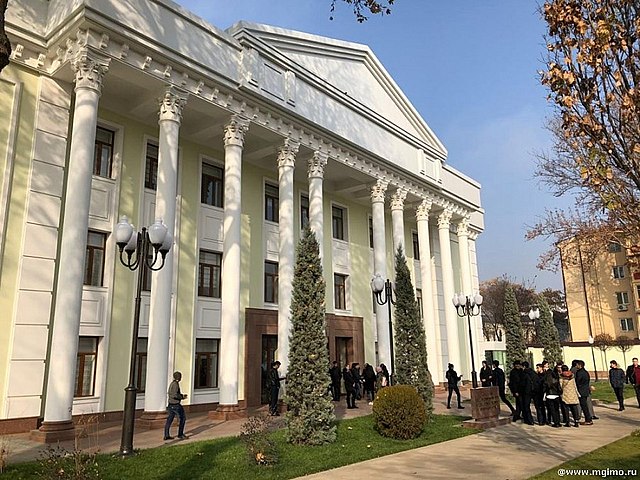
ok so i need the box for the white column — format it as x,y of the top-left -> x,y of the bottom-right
457,218 -> 480,378
42,50 -> 109,429
371,180 -> 391,367
468,230 -> 483,368
416,199 -> 442,384
277,138 -> 299,375
218,115 -> 249,407
145,87 -> 187,414
438,208 -> 461,371
308,151 -> 327,259
390,188 -> 406,258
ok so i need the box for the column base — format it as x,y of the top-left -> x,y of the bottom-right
30,420 -> 76,443
208,404 -> 247,421
137,411 -> 168,430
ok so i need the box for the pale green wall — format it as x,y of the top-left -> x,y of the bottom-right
0,65 -> 40,414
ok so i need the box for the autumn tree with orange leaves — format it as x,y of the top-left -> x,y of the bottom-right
529,0 -> 640,269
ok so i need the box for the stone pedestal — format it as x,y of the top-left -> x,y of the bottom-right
137,411 -> 167,430
208,404 -> 246,421
462,386 -> 511,430
30,420 -> 76,443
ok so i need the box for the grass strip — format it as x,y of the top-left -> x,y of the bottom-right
6,414 -> 475,480
529,432 -> 640,479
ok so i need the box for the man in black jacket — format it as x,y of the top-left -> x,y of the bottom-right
627,357 -> 640,408
491,360 -> 515,415
533,363 -> 547,425
445,363 -> 464,409
268,361 -> 283,416
343,363 -> 356,409
509,360 -> 524,422
574,360 -> 593,425
543,362 -> 562,427
520,361 -> 536,425
329,361 -> 342,401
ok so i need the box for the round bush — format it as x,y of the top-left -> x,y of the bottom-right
372,385 -> 427,440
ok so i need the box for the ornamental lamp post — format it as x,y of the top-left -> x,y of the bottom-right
452,293 -> 483,389
371,273 -> 395,386
114,216 -> 172,456
528,307 -> 540,363
588,334 -> 599,381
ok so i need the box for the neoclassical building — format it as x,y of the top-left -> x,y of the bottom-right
1,0 -> 484,438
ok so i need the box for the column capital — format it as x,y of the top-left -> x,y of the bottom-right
158,86 -> 188,123
457,217 -> 470,238
277,138 -> 300,169
468,230 -> 479,241
390,188 -> 407,211
70,49 -> 110,95
308,151 -> 328,179
416,199 -> 433,221
224,115 -> 250,148
370,179 -> 388,204
437,208 -> 453,229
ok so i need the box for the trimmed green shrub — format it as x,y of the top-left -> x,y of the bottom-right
372,385 -> 427,440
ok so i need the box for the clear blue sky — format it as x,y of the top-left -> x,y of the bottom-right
176,0 -> 568,291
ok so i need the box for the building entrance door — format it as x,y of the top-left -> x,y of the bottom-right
335,336 -> 353,368
261,335 -> 278,404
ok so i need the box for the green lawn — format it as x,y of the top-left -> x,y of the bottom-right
5,414 -> 475,480
529,432 -> 640,479
590,381 -> 637,405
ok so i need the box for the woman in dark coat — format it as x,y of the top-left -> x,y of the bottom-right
479,360 -> 492,387
609,360 -> 626,411
362,363 -> 376,401
343,364 -> 356,409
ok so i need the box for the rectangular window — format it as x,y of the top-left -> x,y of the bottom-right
265,183 -> 279,222
620,318 -> 634,331
612,265 -> 625,279
616,291 -> 630,309
198,250 -> 222,298
84,231 -> 106,286
608,241 -> 622,253
144,142 -> 159,190
334,274 -> 347,310
300,194 -> 310,230
413,232 -> 420,260
134,338 -> 147,393
332,206 -> 346,240
93,126 -> 114,178
368,216 -> 374,249
201,163 -> 224,207
264,261 -> 279,303
195,339 -> 219,389
75,337 -> 98,397
416,288 -> 423,318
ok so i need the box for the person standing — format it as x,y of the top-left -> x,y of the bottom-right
609,360 -> 626,411
520,361 -> 536,425
543,362 -> 562,427
445,363 -> 463,409
164,371 -> 187,441
329,361 -> 342,402
574,360 -> 593,425
375,365 -> 388,391
509,360 -> 524,422
559,365 -> 581,427
491,360 -> 515,415
533,363 -> 547,426
362,363 -> 376,402
268,361 -> 283,416
626,357 -> 640,408
351,363 -> 362,400
343,363 -> 356,409
479,360 -> 492,387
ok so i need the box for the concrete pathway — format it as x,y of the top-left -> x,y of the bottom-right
4,389 -> 639,480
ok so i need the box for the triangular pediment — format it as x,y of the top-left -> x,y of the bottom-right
228,22 -> 447,159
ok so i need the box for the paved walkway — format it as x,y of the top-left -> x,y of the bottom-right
4,389 -> 639,480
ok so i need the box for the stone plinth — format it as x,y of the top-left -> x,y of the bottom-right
30,420 -> 76,443
462,386 -> 511,430
208,404 -> 246,421
137,411 -> 167,430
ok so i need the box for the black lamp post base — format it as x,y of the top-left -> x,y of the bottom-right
119,386 -> 138,457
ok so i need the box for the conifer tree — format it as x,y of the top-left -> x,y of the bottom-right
504,285 -> 527,367
536,294 -> 563,364
392,246 -> 434,418
285,227 -> 336,445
